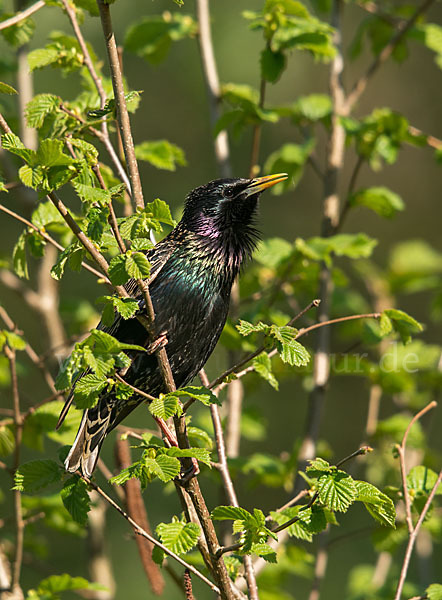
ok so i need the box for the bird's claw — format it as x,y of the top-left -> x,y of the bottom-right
147,332 -> 168,355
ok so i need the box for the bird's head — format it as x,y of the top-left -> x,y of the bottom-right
182,173 -> 288,237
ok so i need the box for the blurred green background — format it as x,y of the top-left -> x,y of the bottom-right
0,0 -> 441,598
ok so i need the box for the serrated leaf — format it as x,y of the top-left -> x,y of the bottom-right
108,254 -> 130,285
146,454 -> 180,482
355,481 -> 396,527
317,470 -> 357,512
260,47 -> 286,83
0,81 -> 17,95
236,320 -> 269,336
149,395 -> 180,420
251,543 -> 277,562
381,309 -> 423,344
61,476 -> 91,525
253,353 -> 279,389
13,459 -> 61,492
28,47 -> 59,71
165,447 -> 211,467
74,182 -> 111,205
156,519 -> 200,554
25,93 -> 60,128
166,386 -> 221,406
73,373 -> 108,409
4,331 -> 27,351
211,505 -> 252,521
125,251 -> 151,279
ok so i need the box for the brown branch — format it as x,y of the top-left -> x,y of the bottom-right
408,125 -> 442,151
205,299 -> 321,393
92,163 -> 126,253
0,202 -> 106,281
345,0 -> 436,111
84,476 -> 221,594
397,401 -> 437,535
249,78 -> 266,177
115,439 -> 164,596
4,345 -> 24,595
96,0 -> 144,210
0,0 -> 45,31
196,0 -> 232,178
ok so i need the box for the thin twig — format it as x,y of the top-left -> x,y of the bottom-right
0,203 -> 106,281
397,401 -> 437,535
83,477 -> 221,594
196,0 -> 231,178
96,0 -> 144,209
4,345 -> 24,594
0,0 -> 45,31
345,0 -> 436,111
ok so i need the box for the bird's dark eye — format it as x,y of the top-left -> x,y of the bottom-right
223,187 -> 235,199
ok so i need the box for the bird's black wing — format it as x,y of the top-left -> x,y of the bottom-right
56,240 -> 176,429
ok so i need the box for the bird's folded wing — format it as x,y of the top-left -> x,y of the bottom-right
56,242 -> 176,429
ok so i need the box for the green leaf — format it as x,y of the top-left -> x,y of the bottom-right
125,251 -> 151,279
211,505 -> 252,521
382,309 -> 423,344
108,254 -> 130,285
50,243 -> 83,281
291,93 -> 332,121
156,518 -> 200,554
125,14 -> 197,64
25,94 -> 60,128
407,466 -> 442,497
28,47 -> 59,71
12,232 -> 28,279
60,476 -> 91,525
165,447 -> 212,467
97,296 -> 139,322
32,200 -> 63,229
4,331 -> 27,351
0,425 -> 15,456
74,182 -> 111,205
237,320 -> 269,336
254,237 -> 293,269
253,352 -> 279,390
0,81 -> 17,95
350,186 -> 404,218
135,140 -> 186,171
1,15 -> 35,46
166,386 -> 221,406
149,395 -> 181,420
427,584 -> 442,600
264,140 -> 314,193
354,481 -> 396,527
1,133 -> 33,163
13,459 -> 61,492
317,470 -> 357,512
146,454 -> 181,482
260,47 -> 286,83
34,574 -> 105,596
251,543 -> 277,563
73,373 -> 108,409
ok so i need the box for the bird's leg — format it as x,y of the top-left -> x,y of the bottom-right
146,331 -> 168,355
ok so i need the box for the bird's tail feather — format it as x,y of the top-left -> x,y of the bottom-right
64,401 -> 113,477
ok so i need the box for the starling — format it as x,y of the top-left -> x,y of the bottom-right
58,173 -> 288,476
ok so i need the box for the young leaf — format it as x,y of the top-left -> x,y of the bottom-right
0,81 -> 18,95
13,459 -> 61,492
34,574 -> 105,596
25,93 -> 60,128
149,395 -> 181,420
381,309 -> 423,344
146,454 -> 181,482
253,352 -> 279,390
156,518 -> 200,554
135,140 -> 186,171
165,447 -> 211,467
73,373 -> 108,409
350,186 -> 404,218
317,470 -> 357,512
165,386 -> 221,406
108,254 -> 130,285
125,251 -> 151,279
12,231 -> 28,279
355,481 -> 396,527
211,505 -> 252,521
60,476 -> 91,525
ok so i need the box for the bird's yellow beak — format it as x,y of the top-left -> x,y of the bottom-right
244,173 -> 288,196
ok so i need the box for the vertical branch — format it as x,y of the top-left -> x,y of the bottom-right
87,494 -> 116,600
249,78 -> 266,178
296,0 -> 346,480
5,345 -> 24,595
96,0 -> 144,209
196,0 -> 232,178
